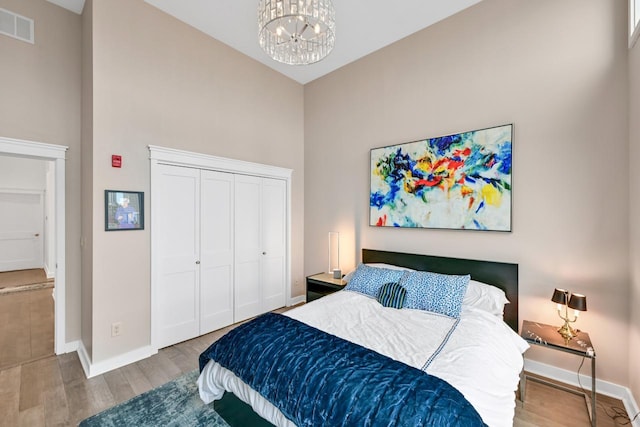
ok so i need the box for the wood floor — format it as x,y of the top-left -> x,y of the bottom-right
0,324 -> 236,427
514,373 -> 630,426
0,287 -> 54,370
0,315 -> 631,426
0,268 -> 53,291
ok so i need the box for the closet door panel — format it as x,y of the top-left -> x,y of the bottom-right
200,170 -> 234,334
156,165 -> 200,348
234,175 -> 262,322
261,178 -> 286,312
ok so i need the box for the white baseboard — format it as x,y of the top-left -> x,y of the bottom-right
43,263 -> 55,279
288,295 -> 306,306
76,341 -> 91,378
63,339 -> 80,354
75,340 -> 157,379
525,358 -> 640,426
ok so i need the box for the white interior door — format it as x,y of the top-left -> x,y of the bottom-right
261,178 -> 286,312
200,170 -> 234,334
234,175 -> 262,322
156,165 -> 200,348
0,191 -> 44,272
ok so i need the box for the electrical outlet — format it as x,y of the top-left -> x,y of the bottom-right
111,322 -> 123,337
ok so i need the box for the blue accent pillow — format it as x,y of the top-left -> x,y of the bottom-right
402,271 -> 471,318
345,264 -> 407,298
377,282 -> 407,309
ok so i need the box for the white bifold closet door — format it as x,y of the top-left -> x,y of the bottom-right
234,175 -> 286,322
200,170 -> 235,334
155,164 -> 285,348
155,165 -> 234,348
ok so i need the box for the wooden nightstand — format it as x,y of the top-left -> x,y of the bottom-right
306,273 -> 346,302
520,320 -> 596,427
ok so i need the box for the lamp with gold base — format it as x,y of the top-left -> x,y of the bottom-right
551,288 -> 587,341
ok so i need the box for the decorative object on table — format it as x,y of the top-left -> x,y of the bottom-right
105,190 -> 144,231
551,288 -> 587,340
328,231 -> 340,274
258,0 -> 335,65
370,124 -> 512,231
79,370 -> 229,427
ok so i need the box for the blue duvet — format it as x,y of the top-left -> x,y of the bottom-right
199,313 -> 486,426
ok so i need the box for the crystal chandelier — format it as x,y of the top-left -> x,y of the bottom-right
258,0 -> 336,65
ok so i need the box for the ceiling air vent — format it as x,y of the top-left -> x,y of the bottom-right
0,8 -> 34,44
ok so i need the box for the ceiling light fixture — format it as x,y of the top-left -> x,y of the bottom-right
258,0 -> 335,65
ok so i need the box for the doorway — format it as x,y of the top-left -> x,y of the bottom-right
0,136 -> 67,355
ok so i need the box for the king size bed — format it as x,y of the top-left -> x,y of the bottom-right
197,249 -> 528,427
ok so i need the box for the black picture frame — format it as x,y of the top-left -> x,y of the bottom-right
105,190 -> 144,231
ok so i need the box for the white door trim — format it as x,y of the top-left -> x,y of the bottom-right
0,136 -> 68,355
149,145 -> 293,352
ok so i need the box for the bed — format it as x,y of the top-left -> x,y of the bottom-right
198,249 -> 528,427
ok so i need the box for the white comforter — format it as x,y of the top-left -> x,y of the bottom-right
198,290 -> 529,427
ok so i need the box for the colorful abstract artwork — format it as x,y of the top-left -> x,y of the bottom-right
370,124 -> 512,231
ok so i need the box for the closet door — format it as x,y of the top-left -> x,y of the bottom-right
234,175 -> 262,322
234,176 -> 286,322
200,170 -> 234,334
156,164 -> 200,348
261,178 -> 286,312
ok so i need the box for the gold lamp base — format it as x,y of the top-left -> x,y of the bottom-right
557,322 -> 577,340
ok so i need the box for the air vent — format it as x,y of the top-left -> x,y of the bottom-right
0,8 -> 34,44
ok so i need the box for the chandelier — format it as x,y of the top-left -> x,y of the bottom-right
258,0 -> 336,65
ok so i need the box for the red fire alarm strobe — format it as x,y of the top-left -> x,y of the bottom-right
112,155 -> 122,168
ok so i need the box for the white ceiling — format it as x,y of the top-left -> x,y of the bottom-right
47,0 -> 482,84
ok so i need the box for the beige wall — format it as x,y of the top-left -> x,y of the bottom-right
87,0 -> 304,363
81,0 -> 93,358
629,32 -> 640,406
0,0 -> 82,343
305,0 -> 631,385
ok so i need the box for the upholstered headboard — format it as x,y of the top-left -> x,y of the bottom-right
362,249 -> 519,332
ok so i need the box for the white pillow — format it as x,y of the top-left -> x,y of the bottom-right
462,279 -> 510,317
343,263 -> 415,283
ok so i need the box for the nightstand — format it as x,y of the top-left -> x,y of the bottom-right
306,273 -> 346,302
520,320 -> 596,427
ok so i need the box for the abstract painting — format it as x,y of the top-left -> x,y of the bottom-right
370,124 -> 512,231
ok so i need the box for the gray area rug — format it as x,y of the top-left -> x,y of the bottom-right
79,370 -> 229,427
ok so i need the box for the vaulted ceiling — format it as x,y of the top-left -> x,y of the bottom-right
46,0 -> 482,84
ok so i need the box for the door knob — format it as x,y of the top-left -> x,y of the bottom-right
195,260 -> 200,264
35,233 -> 40,237
262,252 -> 267,255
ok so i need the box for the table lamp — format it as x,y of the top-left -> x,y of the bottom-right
551,288 -> 587,340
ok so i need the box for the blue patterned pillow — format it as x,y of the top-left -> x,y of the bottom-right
402,271 -> 470,318
376,282 -> 407,309
345,264 -> 407,298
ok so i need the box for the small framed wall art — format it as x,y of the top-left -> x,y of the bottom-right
105,190 -> 144,231
370,124 -> 512,231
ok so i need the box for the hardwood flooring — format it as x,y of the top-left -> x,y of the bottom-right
0,287 -> 54,370
515,373 -> 631,426
0,269 -> 53,292
0,312 -> 631,426
0,325 -> 235,427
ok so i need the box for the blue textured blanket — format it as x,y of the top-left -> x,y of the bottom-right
199,313 -> 486,427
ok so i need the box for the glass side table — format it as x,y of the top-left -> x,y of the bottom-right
520,320 -> 596,427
